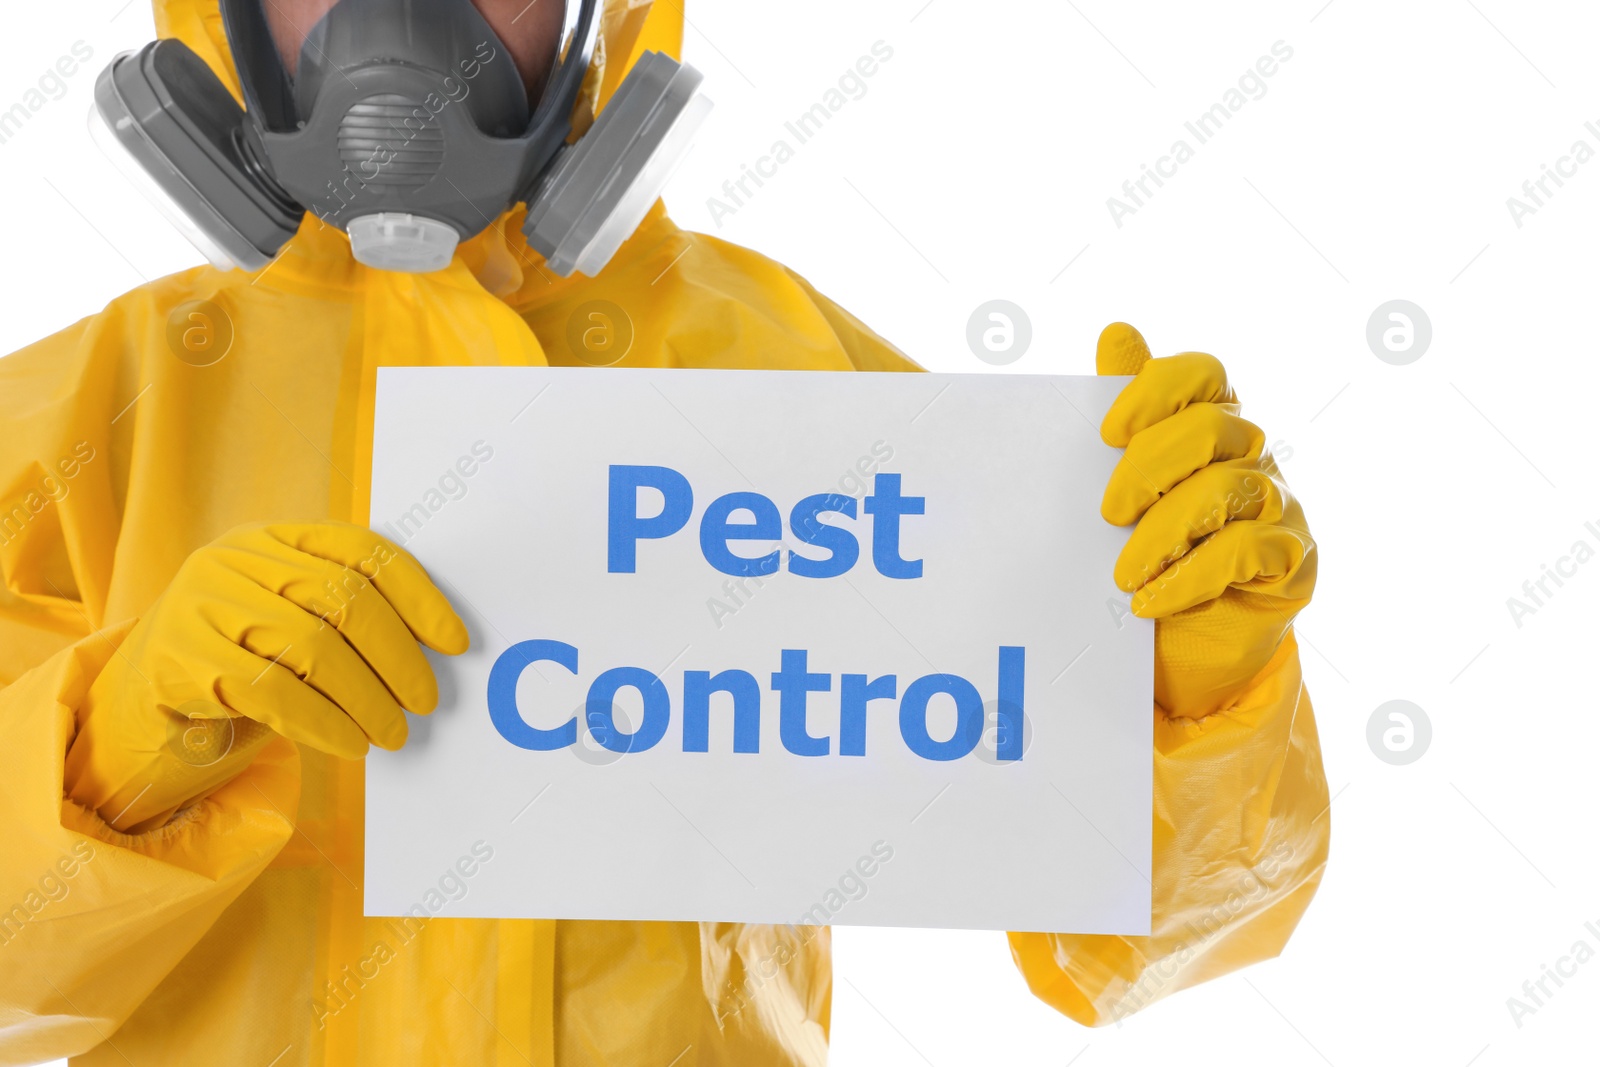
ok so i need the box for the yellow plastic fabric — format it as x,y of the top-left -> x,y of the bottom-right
1006,324 -> 1329,1025
0,4 -> 1327,1061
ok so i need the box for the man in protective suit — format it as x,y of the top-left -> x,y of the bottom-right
0,1 -> 1328,1063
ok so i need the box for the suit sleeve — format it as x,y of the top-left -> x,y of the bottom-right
1007,635 -> 1330,1025
0,316 -> 299,1065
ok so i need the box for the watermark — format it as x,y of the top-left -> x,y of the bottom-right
788,840 -> 895,930
973,697 -> 1031,765
706,440 -> 896,629
311,41 -> 501,224
966,300 -> 1032,366
1106,469 -> 1273,629
312,840 -> 495,1029
1106,41 -> 1294,229
1505,120 -> 1600,229
565,300 -> 634,366
1107,841 -> 1295,1023
164,698 -> 241,768
0,841 -> 96,947
166,298 -> 235,367
0,440 -> 97,549
713,840 -> 895,1026
1366,699 -> 1431,766
299,537 -> 401,637
1366,299 -> 1431,365
375,440 -> 496,547
1506,917 -> 1600,1029
0,41 -> 95,147
1505,520 -> 1599,629
705,41 -> 895,227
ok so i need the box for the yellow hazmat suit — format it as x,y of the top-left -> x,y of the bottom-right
0,2 -> 1329,1063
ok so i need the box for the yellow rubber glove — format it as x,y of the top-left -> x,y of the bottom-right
63,522 -> 468,834
1097,322 -> 1317,719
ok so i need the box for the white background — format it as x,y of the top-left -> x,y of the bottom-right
4,1 -> 1597,1065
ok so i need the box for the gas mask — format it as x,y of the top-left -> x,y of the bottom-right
89,0 -> 711,276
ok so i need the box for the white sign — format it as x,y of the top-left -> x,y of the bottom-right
365,367 -> 1152,934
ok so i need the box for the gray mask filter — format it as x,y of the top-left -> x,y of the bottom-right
89,0 -> 710,276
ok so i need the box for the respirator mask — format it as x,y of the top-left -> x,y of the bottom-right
89,0 -> 711,276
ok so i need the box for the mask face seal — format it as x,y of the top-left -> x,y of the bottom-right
90,0 -> 711,278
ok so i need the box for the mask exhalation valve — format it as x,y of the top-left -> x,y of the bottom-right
347,213 -> 461,273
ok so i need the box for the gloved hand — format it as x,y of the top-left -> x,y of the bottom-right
1096,322 -> 1317,719
63,522 -> 468,833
